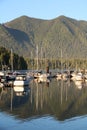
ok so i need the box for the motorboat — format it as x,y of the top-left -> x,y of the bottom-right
13,74 -> 30,86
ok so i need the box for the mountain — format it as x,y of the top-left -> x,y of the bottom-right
0,15 -> 87,59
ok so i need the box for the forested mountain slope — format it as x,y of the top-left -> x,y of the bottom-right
0,15 -> 87,59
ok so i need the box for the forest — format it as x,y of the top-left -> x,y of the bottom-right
0,47 -> 27,70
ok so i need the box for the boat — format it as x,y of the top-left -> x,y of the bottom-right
38,75 -> 51,83
0,71 -> 6,83
74,72 -> 83,81
13,74 -> 30,86
0,82 -> 4,88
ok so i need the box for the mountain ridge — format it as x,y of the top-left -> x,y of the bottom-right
0,15 -> 87,59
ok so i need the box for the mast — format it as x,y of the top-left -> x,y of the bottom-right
36,45 -> 39,70
11,48 -> 13,72
61,49 -> 63,73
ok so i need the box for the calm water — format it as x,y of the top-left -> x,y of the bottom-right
0,77 -> 87,130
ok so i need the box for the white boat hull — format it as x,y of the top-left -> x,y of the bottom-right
14,80 -> 29,86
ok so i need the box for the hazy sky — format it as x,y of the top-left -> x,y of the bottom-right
0,0 -> 87,23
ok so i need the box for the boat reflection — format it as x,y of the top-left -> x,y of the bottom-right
0,85 -> 30,113
74,80 -> 83,89
73,80 -> 86,90
33,77 -> 51,88
13,85 -> 30,96
1,78 -> 87,121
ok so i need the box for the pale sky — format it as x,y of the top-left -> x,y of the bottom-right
0,0 -> 87,23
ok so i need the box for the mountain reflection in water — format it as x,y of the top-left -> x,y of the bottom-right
0,78 -> 87,121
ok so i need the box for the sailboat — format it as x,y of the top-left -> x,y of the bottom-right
5,49 -> 15,84
56,49 -> 68,80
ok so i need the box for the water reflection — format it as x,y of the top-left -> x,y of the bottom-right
14,85 -> 30,96
0,78 -> 87,121
0,85 -> 30,113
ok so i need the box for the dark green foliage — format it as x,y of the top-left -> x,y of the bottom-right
0,46 -> 27,70
18,56 -> 27,70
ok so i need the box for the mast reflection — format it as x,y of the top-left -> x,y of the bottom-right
0,78 -> 87,121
